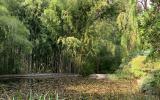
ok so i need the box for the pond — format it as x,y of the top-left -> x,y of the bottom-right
0,76 -> 159,100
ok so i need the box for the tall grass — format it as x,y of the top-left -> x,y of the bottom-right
1,91 -> 159,100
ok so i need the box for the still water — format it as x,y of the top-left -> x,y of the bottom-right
0,76 -> 159,100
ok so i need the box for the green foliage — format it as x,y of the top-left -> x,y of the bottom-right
83,18 -> 121,73
0,2 -> 32,74
129,56 -> 146,78
58,37 -> 82,54
140,70 -> 160,95
81,62 -> 95,76
117,0 -> 139,59
115,69 -> 133,79
0,16 -> 32,52
39,0 -> 123,74
0,5 -> 9,15
138,3 -> 160,58
1,0 -> 160,99
0,0 -> 159,76
116,55 -> 147,79
0,15 -> 32,74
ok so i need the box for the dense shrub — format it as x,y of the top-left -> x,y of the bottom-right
140,70 -> 160,95
128,56 -> 146,78
80,62 -> 95,76
115,55 -> 146,79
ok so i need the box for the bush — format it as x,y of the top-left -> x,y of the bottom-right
140,70 -> 160,95
128,56 -> 146,78
115,69 -> 133,79
115,55 -> 146,79
81,62 -> 95,76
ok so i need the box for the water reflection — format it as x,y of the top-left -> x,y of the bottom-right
0,77 -> 159,99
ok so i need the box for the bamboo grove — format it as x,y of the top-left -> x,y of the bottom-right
0,0 -> 159,75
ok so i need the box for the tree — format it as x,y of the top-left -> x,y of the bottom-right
0,0 -> 151,75
138,1 -> 160,57
0,1 -> 32,74
117,0 -> 139,60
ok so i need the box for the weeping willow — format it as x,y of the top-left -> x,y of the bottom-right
117,0 -> 139,58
